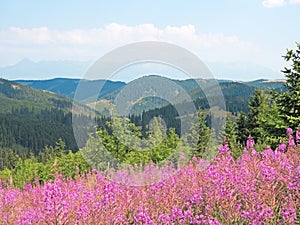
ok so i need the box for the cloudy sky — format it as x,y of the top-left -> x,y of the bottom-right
0,0 -> 299,80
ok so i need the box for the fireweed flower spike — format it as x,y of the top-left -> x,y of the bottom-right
286,127 -> 296,148
296,124 -> 300,145
218,136 -> 230,154
246,134 -> 255,149
277,139 -> 287,152
287,133 -> 296,148
286,127 -> 293,135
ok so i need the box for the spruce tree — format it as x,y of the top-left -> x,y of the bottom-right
236,112 -> 249,146
239,89 -> 284,149
273,42 -> 300,128
187,109 -> 210,158
222,117 -> 242,159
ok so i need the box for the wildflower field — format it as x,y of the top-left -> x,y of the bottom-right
1,130 -> 299,225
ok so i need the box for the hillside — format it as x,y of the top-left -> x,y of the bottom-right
242,79 -> 286,91
16,78 -> 125,101
0,78 -> 75,113
0,78 -> 93,154
14,76 -> 284,118
101,76 -> 257,116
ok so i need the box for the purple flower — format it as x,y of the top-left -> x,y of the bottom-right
296,124 -> 300,145
246,134 -> 255,149
286,127 -> 293,135
251,148 -> 257,156
287,134 -> 296,147
218,137 -> 230,154
134,206 -> 155,225
277,140 -> 286,152
296,131 -> 300,142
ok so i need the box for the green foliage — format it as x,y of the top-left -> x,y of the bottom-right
237,89 -> 284,150
38,138 -> 69,162
55,151 -> 90,178
0,168 -> 12,181
273,42 -> 300,128
0,147 -> 21,170
81,133 -> 119,171
83,116 -> 180,168
0,139 -> 91,187
185,110 -> 211,158
236,112 -> 249,146
13,156 -> 48,187
222,117 -> 243,159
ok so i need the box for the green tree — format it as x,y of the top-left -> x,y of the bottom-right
81,133 -> 119,171
0,147 -> 20,170
238,89 -> 284,149
56,150 -> 90,178
13,156 -> 47,187
273,42 -> 300,128
38,138 -> 69,163
222,117 -> 242,159
186,109 -> 210,158
236,112 -> 249,146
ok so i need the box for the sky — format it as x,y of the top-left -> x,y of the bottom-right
0,0 -> 300,81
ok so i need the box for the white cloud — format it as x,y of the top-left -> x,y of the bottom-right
0,23 -> 251,47
289,0 -> 300,4
262,0 -> 286,8
262,0 -> 300,7
0,23 -> 257,67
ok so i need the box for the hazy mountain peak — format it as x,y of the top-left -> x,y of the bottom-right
0,59 -> 92,80
17,58 -> 33,65
0,59 -> 284,81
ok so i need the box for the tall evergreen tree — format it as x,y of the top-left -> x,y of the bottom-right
273,42 -> 300,128
238,89 -> 284,149
186,110 -> 210,158
236,112 -> 249,146
222,117 -> 242,159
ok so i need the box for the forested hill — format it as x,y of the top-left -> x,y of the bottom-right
14,76 -> 286,117
15,77 -> 285,103
16,78 -> 125,100
0,78 -> 92,155
241,79 -> 286,92
0,78 -> 74,113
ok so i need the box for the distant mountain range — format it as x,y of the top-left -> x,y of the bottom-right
206,61 -> 282,81
16,78 -> 125,101
14,76 -> 286,116
0,59 -> 91,80
15,77 -> 286,101
0,59 -> 282,81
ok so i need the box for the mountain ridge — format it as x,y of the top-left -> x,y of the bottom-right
0,59 -> 283,81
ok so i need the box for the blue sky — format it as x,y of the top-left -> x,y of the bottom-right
0,0 -> 299,80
